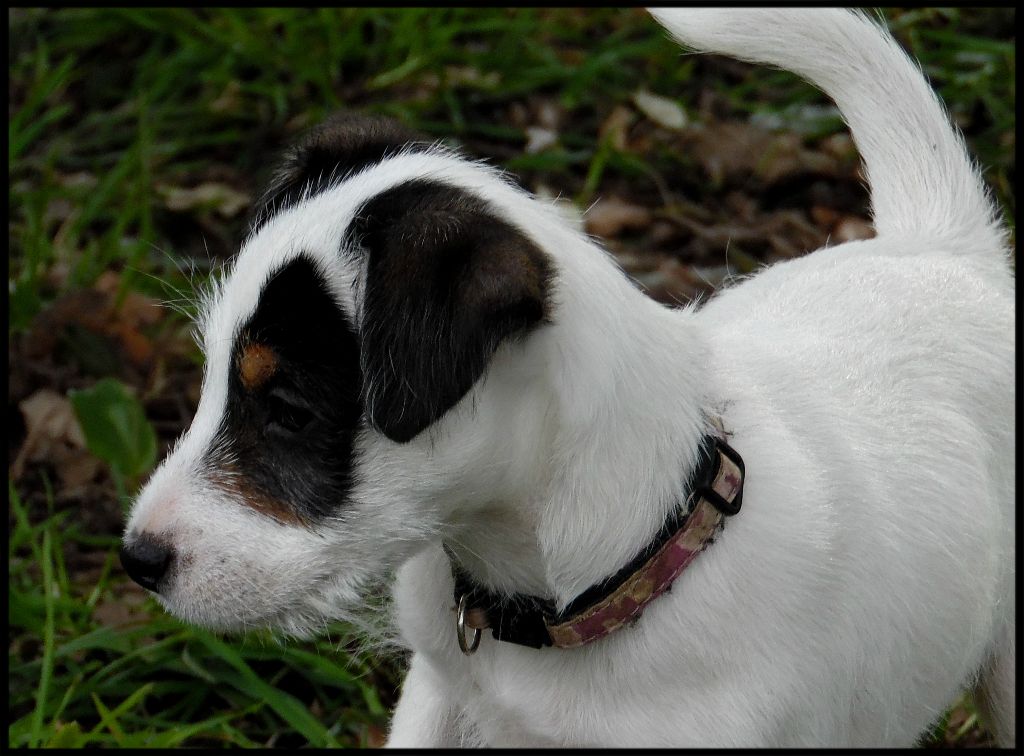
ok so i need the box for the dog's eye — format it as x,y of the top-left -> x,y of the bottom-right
266,389 -> 315,435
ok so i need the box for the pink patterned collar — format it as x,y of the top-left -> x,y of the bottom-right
447,424 -> 745,654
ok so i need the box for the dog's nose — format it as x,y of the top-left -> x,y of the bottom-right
119,533 -> 175,593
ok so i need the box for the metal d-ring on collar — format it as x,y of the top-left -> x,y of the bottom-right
456,594 -> 482,655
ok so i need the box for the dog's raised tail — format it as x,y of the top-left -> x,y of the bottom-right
649,8 -> 1005,250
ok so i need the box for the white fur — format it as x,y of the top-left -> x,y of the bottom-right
124,8 -> 1014,747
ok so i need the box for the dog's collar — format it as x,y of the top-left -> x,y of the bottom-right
445,423 -> 745,653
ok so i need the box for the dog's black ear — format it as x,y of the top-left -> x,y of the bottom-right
354,180 -> 553,443
250,112 -> 428,233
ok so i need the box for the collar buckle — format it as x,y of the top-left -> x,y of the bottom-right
694,436 -> 745,516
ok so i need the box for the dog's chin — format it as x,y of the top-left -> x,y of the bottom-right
156,598 -> 295,637
154,566 -> 397,645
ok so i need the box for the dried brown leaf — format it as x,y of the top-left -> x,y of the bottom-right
364,725 -> 387,749
92,583 -> 150,629
56,448 -> 104,489
11,389 -> 86,480
159,182 -> 251,218
585,196 -> 652,238
209,80 -> 242,114
525,126 -> 558,154
444,65 -> 500,89
689,121 -> 840,186
832,216 -> 876,243
535,100 -> 563,130
599,105 -> 634,152
632,89 -> 688,131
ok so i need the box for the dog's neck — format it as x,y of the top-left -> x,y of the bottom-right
544,302 -> 711,608
446,236 -> 711,609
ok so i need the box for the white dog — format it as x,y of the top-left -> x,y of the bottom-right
120,8 -> 1015,747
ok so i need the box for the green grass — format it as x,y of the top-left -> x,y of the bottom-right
8,8 -> 1013,748
8,483 -> 395,748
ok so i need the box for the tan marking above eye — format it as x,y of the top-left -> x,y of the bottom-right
207,463 -> 307,527
238,343 -> 278,390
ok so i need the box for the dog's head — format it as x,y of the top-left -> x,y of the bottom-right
120,113 -> 580,634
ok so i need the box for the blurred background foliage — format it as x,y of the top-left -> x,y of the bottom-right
8,7 -> 1014,748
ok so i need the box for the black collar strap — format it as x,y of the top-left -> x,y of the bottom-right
447,426 -> 745,653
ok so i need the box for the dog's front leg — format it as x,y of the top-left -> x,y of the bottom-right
386,653 -> 468,748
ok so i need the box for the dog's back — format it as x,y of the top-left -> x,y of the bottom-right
651,8 -> 1014,746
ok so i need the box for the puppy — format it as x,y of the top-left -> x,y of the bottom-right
120,8 -> 1015,747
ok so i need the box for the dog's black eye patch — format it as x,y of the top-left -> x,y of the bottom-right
266,387 -> 316,436
206,255 -> 362,525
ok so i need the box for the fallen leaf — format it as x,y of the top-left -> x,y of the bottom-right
94,271 -> 163,326
598,105 -> 634,151
810,205 -> 841,229
364,725 -> 387,749
20,390 -> 86,448
832,215 -> 876,243
209,79 -> 242,114
91,600 -> 133,629
811,207 -> 876,243
444,65 -> 500,89
584,196 -> 652,238
524,126 -> 558,154
754,132 -> 836,184
43,197 -> 76,227
23,290 -> 107,361
94,272 -> 163,367
819,132 -> 857,161
535,99 -> 563,130
630,257 -> 711,304
11,390 -> 87,480
159,182 -> 251,218
761,209 -> 828,259
749,102 -> 842,136
648,220 -> 681,245
45,263 -> 71,290
57,450 -> 104,489
632,89 -> 688,130
92,583 -> 150,628
507,101 -> 530,129
688,121 -> 839,186
285,111 -> 314,133
56,171 -> 98,190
